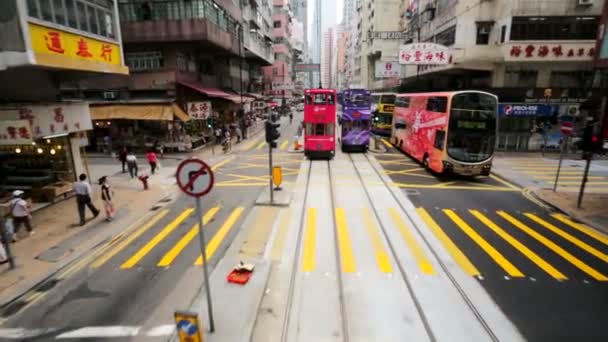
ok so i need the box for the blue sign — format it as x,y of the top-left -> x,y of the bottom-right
499,104 -> 558,117
177,320 -> 198,336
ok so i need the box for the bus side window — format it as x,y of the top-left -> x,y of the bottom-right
427,97 -> 448,113
434,130 -> 446,150
315,123 -> 325,135
395,119 -> 407,129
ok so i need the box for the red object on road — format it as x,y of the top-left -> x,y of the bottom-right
561,121 -> 574,136
227,269 -> 253,284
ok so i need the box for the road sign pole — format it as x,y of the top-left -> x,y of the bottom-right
553,136 -> 568,192
577,153 -> 592,209
268,143 -> 274,204
195,197 -> 215,333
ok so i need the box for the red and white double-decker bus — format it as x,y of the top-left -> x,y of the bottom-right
303,89 -> 337,159
391,91 -> 498,176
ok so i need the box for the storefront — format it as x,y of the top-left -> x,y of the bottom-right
0,103 -> 92,211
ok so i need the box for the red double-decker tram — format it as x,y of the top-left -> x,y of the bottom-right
303,89 -> 337,159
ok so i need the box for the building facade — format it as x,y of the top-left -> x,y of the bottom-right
400,0 -> 607,151
263,0 -> 295,100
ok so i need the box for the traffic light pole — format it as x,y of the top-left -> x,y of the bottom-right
268,143 -> 274,204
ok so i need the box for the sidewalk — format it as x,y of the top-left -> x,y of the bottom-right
534,189 -> 608,234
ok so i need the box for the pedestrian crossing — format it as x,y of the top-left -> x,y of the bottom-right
90,204 -> 608,282
298,206 -> 608,282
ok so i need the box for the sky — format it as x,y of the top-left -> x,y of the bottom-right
307,0 -> 343,45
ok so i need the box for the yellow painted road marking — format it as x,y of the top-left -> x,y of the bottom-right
416,208 -> 479,276
280,139 -> 289,150
335,208 -> 356,273
524,213 -> 608,263
271,208 -> 293,260
552,214 -> 608,246
552,181 -> 608,186
381,139 -> 393,148
497,211 -> 607,281
393,182 -> 518,191
121,208 -> 194,269
470,210 -> 567,280
211,156 -> 235,171
444,209 -> 524,278
92,210 -> 169,268
243,137 -> 262,150
389,208 -> 435,275
195,207 -> 245,265
256,141 -> 267,150
302,208 -> 317,272
489,175 -> 521,190
216,183 -> 268,187
157,206 -> 221,266
534,176 -> 604,180
361,208 -> 392,273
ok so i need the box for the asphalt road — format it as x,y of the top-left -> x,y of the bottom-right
0,113 -> 303,340
376,143 -> 608,341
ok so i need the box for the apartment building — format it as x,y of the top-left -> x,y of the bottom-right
400,0 -> 607,151
321,28 -> 334,88
263,0 -> 294,100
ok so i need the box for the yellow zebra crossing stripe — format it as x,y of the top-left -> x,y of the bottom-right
157,206 -> 221,267
470,210 -> 567,280
195,207 -> 245,265
416,208 -> 480,276
497,211 -> 608,281
121,208 -> 194,269
389,208 -> 435,275
302,208 -> 317,272
551,214 -> 608,246
279,139 -> 289,150
361,208 -> 393,273
444,209 -> 524,278
256,141 -> 267,150
335,208 -> 356,273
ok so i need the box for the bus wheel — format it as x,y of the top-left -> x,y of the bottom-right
423,155 -> 430,171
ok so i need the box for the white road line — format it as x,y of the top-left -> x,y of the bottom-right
145,324 -> 175,337
56,326 -> 141,339
0,328 -> 56,339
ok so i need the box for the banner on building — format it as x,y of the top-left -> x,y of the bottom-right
374,61 -> 401,78
499,104 -> 558,117
368,31 -> 410,40
0,120 -> 33,145
399,43 -> 450,65
0,103 -> 93,139
187,102 -> 211,120
505,43 -> 596,62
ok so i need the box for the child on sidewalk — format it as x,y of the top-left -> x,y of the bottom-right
98,176 -> 115,221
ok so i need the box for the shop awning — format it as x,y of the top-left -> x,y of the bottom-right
178,81 -> 233,98
246,93 -> 264,99
224,95 -> 255,104
91,104 -> 183,121
172,104 -> 191,122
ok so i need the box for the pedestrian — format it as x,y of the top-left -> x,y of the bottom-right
118,146 -> 127,173
215,127 -> 222,145
104,134 -> 112,155
98,176 -> 114,221
126,151 -> 138,178
147,149 -> 158,175
153,139 -> 164,159
73,174 -> 100,226
9,190 -> 33,240
235,126 -> 242,143
289,112 -> 293,124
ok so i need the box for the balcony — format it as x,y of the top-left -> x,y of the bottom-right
243,33 -> 274,65
119,0 -> 238,52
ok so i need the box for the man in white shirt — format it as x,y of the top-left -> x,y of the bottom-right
73,174 -> 99,226
10,190 -> 33,239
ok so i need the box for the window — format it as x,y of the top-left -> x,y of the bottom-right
65,0 -> 78,29
426,97 -> 448,113
125,51 -> 164,71
549,71 -> 593,88
314,94 -> 327,104
305,95 -> 313,105
176,53 -> 187,71
395,97 -> 410,108
434,25 -> 456,47
97,7 -> 107,36
476,22 -> 492,45
52,0 -> 66,25
273,20 -> 281,28
76,1 -> 87,31
510,16 -> 599,41
305,123 -> 313,135
27,0 -> 39,18
327,123 -> 335,135
87,5 -> 98,34
500,25 -> 506,43
315,124 -> 325,135
504,68 -> 538,88
434,130 -> 446,150
39,0 -> 53,21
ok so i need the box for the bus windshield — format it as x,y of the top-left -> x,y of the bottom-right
348,94 -> 370,107
447,93 -> 497,163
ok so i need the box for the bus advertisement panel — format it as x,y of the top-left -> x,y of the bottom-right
371,93 -> 396,136
341,89 -> 372,151
391,91 -> 497,176
304,89 -> 337,159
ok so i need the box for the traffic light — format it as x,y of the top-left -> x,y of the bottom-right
581,122 -> 603,153
207,118 -> 214,129
265,120 -> 280,148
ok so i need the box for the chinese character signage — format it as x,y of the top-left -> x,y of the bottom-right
368,31 -> 410,40
0,103 -> 93,139
374,61 -> 401,78
504,43 -> 596,62
187,102 -> 212,120
499,104 -> 558,117
0,120 -> 33,145
28,23 -> 128,74
399,43 -> 451,65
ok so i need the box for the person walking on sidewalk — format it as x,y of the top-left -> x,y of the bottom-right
10,190 -> 33,240
118,147 -> 127,173
73,174 -> 100,226
98,176 -> 115,221
126,151 -> 138,178
146,150 -> 158,175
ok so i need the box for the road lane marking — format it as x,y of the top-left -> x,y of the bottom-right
211,156 -> 235,171
389,208 -> 435,275
256,141 -> 267,150
470,210 -> 567,280
524,213 -> 608,263
381,139 -> 393,148
302,208 -> 317,272
121,208 -> 194,269
497,211 -> 607,281
416,208 -> 479,276
393,182 -> 518,191
534,176 -> 603,180
444,209 -> 524,278
551,214 -> 608,246
361,208 -> 392,273
56,326 -> 141,338
271,208 -> 293,260
243,137 -> 262,150
279,139 -> 289,150
92,210 -> 169,269
157,206 -> 221,266
195,207 -> 245,265
335,208 -> 356,273
489,174 -> 521,190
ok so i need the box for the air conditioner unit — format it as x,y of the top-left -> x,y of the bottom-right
577,0 -> 593,6
103,91 -> 116,100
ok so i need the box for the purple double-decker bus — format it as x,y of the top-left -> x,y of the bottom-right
340,89 -> 372,152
